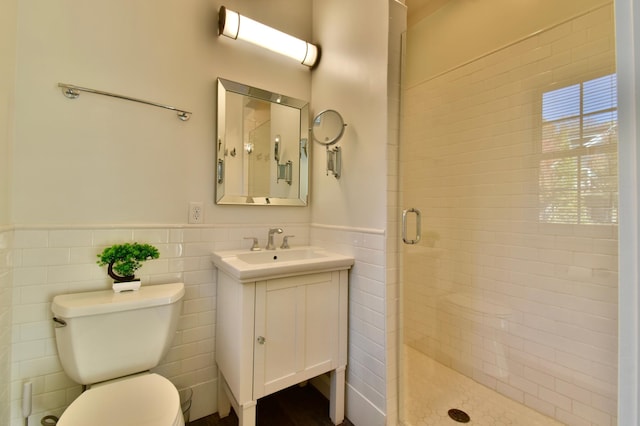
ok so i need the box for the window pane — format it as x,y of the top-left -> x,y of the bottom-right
542,118 -> 580,152
583,111 -> 617,147
580,152 -> 618,223
584,74 -> 617,114
542,84 -> 580,121
539,158 -> 578,223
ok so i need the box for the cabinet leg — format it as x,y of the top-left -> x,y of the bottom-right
238,400 -> 257,426
217,372 -> 231,418
330,366 -> 346,425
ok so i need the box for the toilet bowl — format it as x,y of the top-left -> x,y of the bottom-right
57,373 -> 184,426
51,283 -> 185,426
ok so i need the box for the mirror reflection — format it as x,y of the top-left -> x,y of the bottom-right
216,78 -> 309,206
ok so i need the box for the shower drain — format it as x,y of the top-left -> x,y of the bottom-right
448,408 -> 471,423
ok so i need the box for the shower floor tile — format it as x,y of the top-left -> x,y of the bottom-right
401,346 -> 563,426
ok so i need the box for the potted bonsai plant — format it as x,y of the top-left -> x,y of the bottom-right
97,242 -> 160,292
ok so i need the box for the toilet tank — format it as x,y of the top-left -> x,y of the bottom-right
51,283 -> 185,385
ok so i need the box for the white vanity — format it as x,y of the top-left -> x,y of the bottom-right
211,246 -> 354,426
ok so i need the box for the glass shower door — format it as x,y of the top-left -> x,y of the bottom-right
399,5 -> 618,425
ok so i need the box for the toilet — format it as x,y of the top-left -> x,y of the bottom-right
51,282 -> 185,426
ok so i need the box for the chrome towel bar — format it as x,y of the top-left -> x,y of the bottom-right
57,83 -> 192,121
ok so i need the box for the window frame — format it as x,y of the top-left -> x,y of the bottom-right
538,73 -> 618,225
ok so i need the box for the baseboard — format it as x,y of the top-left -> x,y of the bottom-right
186,379 -> 216,422
345,383 -> 387,426
311,375 -> 387,426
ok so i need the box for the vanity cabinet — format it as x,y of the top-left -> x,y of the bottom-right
215,268 -> 349,426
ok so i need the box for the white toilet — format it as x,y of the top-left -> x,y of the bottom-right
51,282 -> 186,426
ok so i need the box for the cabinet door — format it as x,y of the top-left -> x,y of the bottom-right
253,272 -> 340,399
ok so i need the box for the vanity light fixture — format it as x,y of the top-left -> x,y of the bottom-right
218,6 -> 320,68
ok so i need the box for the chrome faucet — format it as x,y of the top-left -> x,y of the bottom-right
280,235 -> 295,249
266,227 -> 283,250
243,237 -> 261,251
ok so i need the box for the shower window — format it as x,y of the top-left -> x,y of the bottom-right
539,73 -> 618,224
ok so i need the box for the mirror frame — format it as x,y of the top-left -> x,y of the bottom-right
216,78 -> 310,206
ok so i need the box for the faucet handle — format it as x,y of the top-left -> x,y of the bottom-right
280,235 -> 295,249
243,237 -> 261,251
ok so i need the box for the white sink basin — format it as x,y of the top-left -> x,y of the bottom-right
211,246 -> 354,281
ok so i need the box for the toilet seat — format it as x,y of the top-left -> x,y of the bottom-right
57,373 -> 184,426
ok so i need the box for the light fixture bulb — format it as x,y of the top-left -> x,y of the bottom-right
219,6 -> 320,68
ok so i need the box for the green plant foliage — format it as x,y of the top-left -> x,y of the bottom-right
96,242 -> 160,281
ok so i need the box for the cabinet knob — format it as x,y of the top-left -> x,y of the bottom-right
256,336 -> 266,344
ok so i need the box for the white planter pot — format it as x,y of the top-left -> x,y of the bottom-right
112,280 -> 141,293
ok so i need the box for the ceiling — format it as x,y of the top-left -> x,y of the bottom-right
405,0 -> 452,26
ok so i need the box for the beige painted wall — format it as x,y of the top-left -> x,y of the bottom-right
311,1 -> 389,231
11,0 -> 312,226
0,0 -> 17,226
0,1 -> 17,424
406,0 -> 611,87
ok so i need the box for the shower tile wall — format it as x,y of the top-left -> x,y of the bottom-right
402,5 -> 616,426
8,224 -> 309,426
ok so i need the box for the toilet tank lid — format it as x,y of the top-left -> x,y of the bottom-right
52,283 -> 185,319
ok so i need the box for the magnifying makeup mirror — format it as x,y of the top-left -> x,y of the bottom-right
311,109 -> 346,178
311,109 -> 346,146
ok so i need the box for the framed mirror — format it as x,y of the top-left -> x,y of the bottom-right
216,78 -> 309,206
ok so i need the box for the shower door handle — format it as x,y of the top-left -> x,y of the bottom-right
402,208 -> 421,244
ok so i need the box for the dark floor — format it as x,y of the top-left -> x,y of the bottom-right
187,384 -> 354,426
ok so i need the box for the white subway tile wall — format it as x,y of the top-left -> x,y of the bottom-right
310,225 -> 388,416
401,5 -> 616,426
0,229 -> 13,426
8,224 -> 310,426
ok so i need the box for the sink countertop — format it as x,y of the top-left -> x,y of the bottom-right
211,246 -> 355,282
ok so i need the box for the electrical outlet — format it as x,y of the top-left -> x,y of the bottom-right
188,202 -> 203,224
